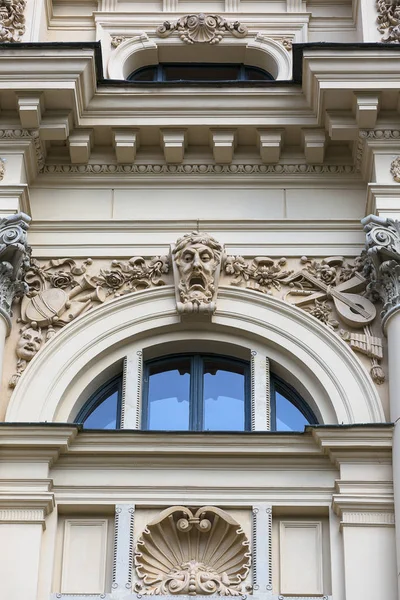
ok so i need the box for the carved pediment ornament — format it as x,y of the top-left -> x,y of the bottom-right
377,0 -> 400,42
134,506 -> 251,596
172,231 -> 223,315
156,14 -> 248,45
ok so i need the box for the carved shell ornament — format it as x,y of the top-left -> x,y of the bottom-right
134,506 -> 251,595
156,14 -> 248,45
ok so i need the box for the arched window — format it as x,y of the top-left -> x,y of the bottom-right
127,63 -> 274,83
75,375 -> 122,430
76,354 -> 318,432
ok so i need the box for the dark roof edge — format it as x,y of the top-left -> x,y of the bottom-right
0,41 -> 399,86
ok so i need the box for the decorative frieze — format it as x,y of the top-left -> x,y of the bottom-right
362,214 -> 400,330
9,238 -> 387,387
0,0 -> 26,43
377,0 -> 400,42
156,14 -> 248,45
134,506 -> 251,595
42,163 -> 358,176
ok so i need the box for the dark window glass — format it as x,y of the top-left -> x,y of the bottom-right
129,66 -> 157,81
163,64 -> 241,81
127,63 -> 273,82
203,358 -> 246,431
76,376 -> 122,429
147,357 -> 191,430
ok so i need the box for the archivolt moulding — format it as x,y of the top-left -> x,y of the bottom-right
6,286 -> 384,425
107,31 -> 291,81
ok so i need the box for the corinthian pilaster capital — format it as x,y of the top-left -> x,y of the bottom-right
0,212 -> 31,332
362,214 -> 400,331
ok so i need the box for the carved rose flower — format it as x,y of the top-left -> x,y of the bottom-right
50,271 -> 75,289
97,269 -> 125,289
225,255 -> 248,278
316,264 -> 337,285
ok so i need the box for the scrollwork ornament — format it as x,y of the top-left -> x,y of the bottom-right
156,13 -> 248,45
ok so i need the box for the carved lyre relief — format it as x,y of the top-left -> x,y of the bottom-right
134,506 -> 251,595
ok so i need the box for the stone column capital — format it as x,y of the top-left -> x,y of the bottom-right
0,212 -> 31,335
362,214 -> 400,332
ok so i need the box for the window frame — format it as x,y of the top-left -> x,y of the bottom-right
142,353 -> 252,432
127,63 -> 274,83
75,374 -> 123,429
270,374 -> 318,432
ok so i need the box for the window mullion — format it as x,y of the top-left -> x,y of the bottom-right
190,355 -> 204,431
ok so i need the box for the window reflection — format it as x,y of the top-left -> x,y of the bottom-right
275,391 -> 312,432
203,359 -> 245,431
82,390 -> 118,429
147,359 -> 191,430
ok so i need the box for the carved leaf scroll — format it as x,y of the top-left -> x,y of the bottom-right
377,0 -> 400,42
134,506 -> 251,596
0,0 -> 26,43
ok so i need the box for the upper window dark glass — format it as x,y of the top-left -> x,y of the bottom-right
127,63 -> 274,83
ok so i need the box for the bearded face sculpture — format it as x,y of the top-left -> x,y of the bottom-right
172,232 -> 223,314
16,327 -> 43,361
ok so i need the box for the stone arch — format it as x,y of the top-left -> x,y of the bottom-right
6,286 -> 384,424
107,33 -> 292,81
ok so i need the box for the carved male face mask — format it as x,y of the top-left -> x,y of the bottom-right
17,328 -> 42,361
174,234 -> 222,309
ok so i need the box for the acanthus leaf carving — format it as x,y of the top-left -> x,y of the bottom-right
0,212 -> 31,328
156,14 -> 248,45
377,0 -> 400,42
362,214 -> 400,330
0,0 -> 26,43
134,506 -> 251,596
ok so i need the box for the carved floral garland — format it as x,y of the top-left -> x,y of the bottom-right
0,0 -> 26,43
9,248 -> 385,387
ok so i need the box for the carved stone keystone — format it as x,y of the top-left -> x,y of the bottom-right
172,232 -> 223,315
